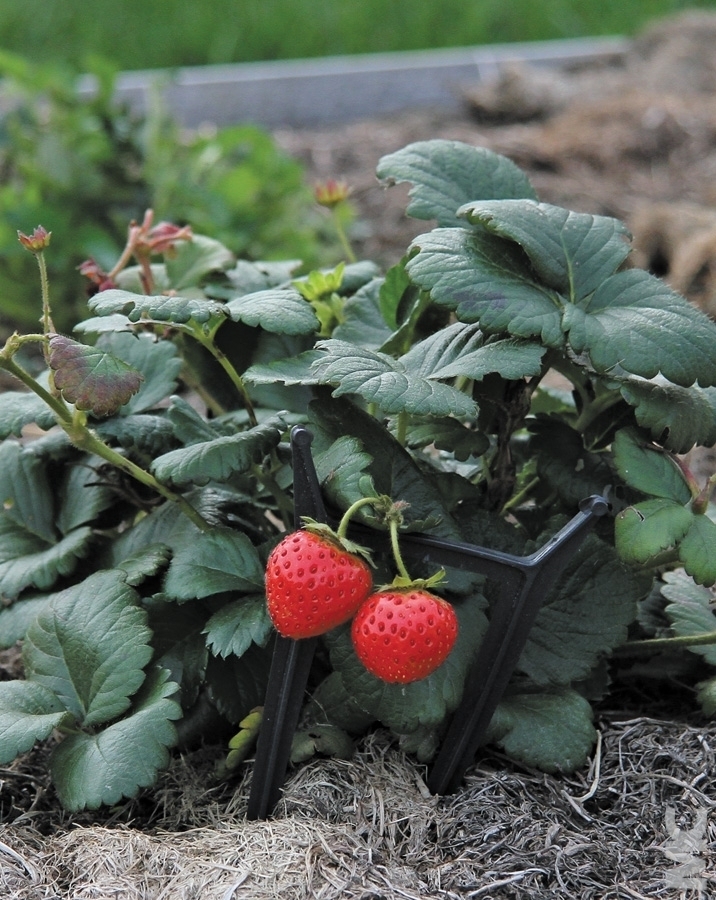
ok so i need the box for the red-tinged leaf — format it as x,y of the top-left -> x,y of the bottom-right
48,335 -> 143,418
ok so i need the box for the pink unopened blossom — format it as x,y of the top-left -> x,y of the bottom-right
18,226 -> 52,253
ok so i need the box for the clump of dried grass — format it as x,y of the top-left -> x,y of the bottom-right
1,714 -> 714,900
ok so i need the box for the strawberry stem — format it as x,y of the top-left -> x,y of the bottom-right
388,512 -> 412,582
336,495 -> 384,541
384,502 -> 447,591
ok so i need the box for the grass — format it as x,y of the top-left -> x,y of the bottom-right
0,0 -> 714,72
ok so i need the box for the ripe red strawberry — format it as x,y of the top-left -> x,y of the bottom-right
351,588 -> 458,684
266,528 -> 373,639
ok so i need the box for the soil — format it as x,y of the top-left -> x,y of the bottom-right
2,11 -> 716,900
274,9 -> 716,321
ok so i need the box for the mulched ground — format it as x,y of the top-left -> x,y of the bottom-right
1,711 -> 714,899
2,10 -> 716,899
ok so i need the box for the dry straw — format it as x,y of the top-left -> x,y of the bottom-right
1,714 -> 714,899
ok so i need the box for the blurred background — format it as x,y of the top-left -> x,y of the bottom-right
2,1 -> 716,336
0,0 -> 714,70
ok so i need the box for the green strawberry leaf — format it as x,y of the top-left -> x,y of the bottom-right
0,595 -> 51,647
145,597 -> 209,709
407,418 -> 489,461
309,396 -> 462,541
529,418 -> 613,508
73,313 -> 134,336
203,594 -> 273,658
310,339 -> 478,418
409,227 -> 716,387
49,667 -> 181,811
239,332 -> 316,413
48,335 -> 143,418
0,516 -> 93,599
89,289 -> 227,326
678,515 -> 716,586
696,676 -> 716,716
566,269 -> 716,387
55,455 -> 116,534
487,687 -> 596,773
379,259 -> 412,331
661,570 -> 716,664
0,440 -> 56,542
612,428 -> 692,503
23,569 -> 152,727
313,435 -> 376,511
459,200 -> 630,299
165,395 -> 220,444
615,499 -> 694,565
151,415 -> 285,486
377,140 -> 537,226
164,234 -> 235,289
107,494 -> 197,564
0,681 -> 68,764
305,672 -> 376,734
163,526 -> 264,601
114,544 -> 172,587
219,258 -> 301,296
333,278 -> 394,349
615,380 -> 716,454
428,336 -> 546,382
243,350 -> 324,388
407,227 -> 565,348
94,414 -> 177,456
0,391 -> 58,438
400,320 -> 481,375
517,536 -> 643,686
205,644 -> 272,724
226,287 -> 319,335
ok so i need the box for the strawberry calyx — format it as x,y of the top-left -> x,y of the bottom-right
378,568 -> 448,593
297,493 -> 395,567
299,517 -> 374,566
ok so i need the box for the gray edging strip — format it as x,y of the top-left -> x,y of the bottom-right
78,36 -> 627,128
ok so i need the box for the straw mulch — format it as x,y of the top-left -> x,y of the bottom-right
1,710 -> 714,899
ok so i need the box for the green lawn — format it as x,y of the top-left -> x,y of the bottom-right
0,0 -> 713,72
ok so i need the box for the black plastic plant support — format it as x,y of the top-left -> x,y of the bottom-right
247,425 -> 609,819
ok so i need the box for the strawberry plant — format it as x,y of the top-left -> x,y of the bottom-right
1,138 -> 716,811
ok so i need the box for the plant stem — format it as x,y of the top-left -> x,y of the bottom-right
70,427 -> 211,532
336,496 -> 381,541
572,389 -> 623,434
252,463 -> 294,531
191,325 -> 258,427
0,354 -> 71,423
332,209 -> 357,264
620,630 -> 716,653
389,516 -> 412,582
396,411 -> 409,447
0,349 -> 211,530
501,476 -> 540,515
36,251 -> 55,338
179,359 -> 226,418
